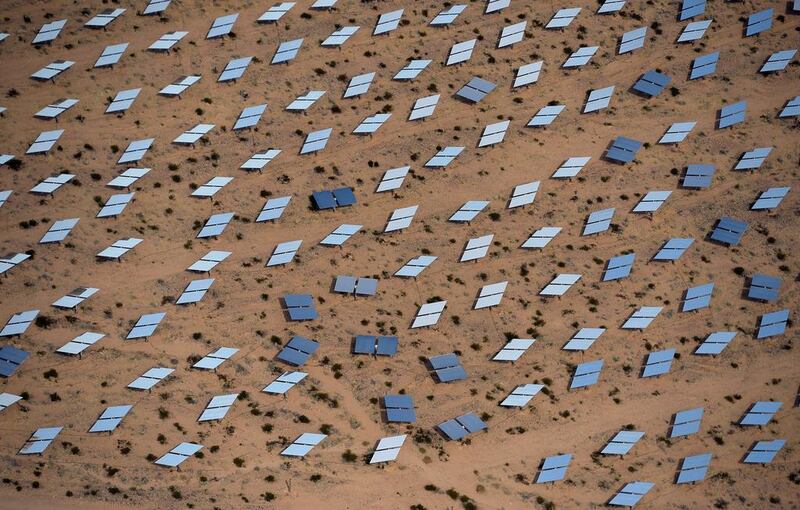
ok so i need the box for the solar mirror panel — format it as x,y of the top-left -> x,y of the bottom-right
478,121 -> 509,147
760,49 -> 796,73
679,0 -> 705,20
35,98 -> 78,119
450,201 -> 489,222
0,393 -> 22,412
272,39 -> 303,64
546,8 -> 581,29
756,309 -> 789,339
19,427 -> 62,455
353,113 -> 391,134
287,91 -> 325,111
409,94 -> 439,120
633,191 -> 671,212
267,240 -> 301,266
528,104 -> 565,126
128,367 -> 173,390
679,19 -> 712,43
174,123 -> 215,145
283,295 -> 318,321
370,435 -> 407,464
603,253 -> 635,281
257,195 -> 291,222
598,0 -> 626,13
460,234 -> 493,262
385,205 -> 417,232
159,75 -> 201,97
456,77 -> 496,103
473,281 -> 507,310
52,287 -> 99,309
446,39 -> 476,65
118,138 -> 154,164
322,26 -> 359,47
508,181 -> 539,208
493,338 -> 534,361
553,156 -> 591,178
188,251 -> 230,273
682,283 -> 714,311
642,348 -> 675,377
191,176 -> 232,198
197,212 -> 233,238
198,394 -> 237,422
30,173 -> 74,194
143,0 -> 171,15
311,0 -> 337,9
740,401 -> 782,426
281,433 -> 326,457
671,407 -> 704,437
563,327 -> 605,351
384,395 -> 415,422
563,46 -> 599,68
540,274 -> 581,296
320,224 -> 361,246
609,482 -> 654,507
175,278 -> 214,305
653,238 -> 693,261
259,2 -> 296,23
718,101 -> 747,129
536,454 -> 572,483
734,147 -> 772,170
97,192 -> 134,218
430,5 -> 466,26
602,430 -> 645,455
694,331 -> 736,355
374,9 -> 403,35
570,359 -> 603,389
300,128 -> 332,154
86,8 -> 125,28
513,61 -> 542,88
148,31 -> 187,52
89,405 -> 132,433
498,21 -> 526,48
682,164 -> 715,188
412,301 -> 446,328
377,166 -> 410,192
32,19 -> 66,44
745,8 -> 773,36
619,27 -> 646,54
56,332 -> 105,356
106,88 -> 141,113
233,103 -> 267,130
395,255 -> 436,278
751,188 -> 788,211
584,86 -> 615,113
97,237 -> 142,260
40,218 -> 78,244
438,412 -> 486,440
748,274 -> 781,301
242,149 -> 281,172
0,190 -> 10,209
126,312 -> 166,339
485,0 -> 510,13
500,384 -> 544,407
779,96 -> 800,118
622,307 -> 662,329
27,129 -> 64,154
94,43 -> 128,68
31,60 -> 74,81
193,347 -> 238,370
744,440 -> 785,464
425,146 -> 464,167
632,71 -> 671,97
583,208 -> 614,235
354,335 -> 398,356
0,310 -> 39,337
263,371 -> 306,394
606,137 -> 642,163
659,122 -> 696,144
219,57 -> 252,82
710,217 -> 747,245
676,453 -> 712,484
155,443 -> 203,467
0,346 -> 29,377
207,13 -> 238,39
394,60 -> 431,80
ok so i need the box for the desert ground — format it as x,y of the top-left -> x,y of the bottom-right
0,0 -> 797,509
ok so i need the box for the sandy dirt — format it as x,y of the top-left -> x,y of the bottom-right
0,1 -> 798,509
